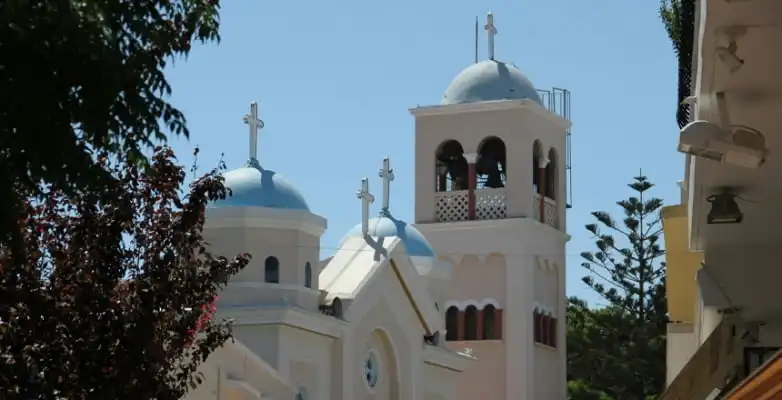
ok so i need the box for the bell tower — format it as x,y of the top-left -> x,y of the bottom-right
409,12 -> 572,400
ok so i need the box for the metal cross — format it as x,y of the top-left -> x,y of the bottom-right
356,177 -> 375,237
485,12 -> 498,60
243,102 -> 265,160
378,157 -> 394,215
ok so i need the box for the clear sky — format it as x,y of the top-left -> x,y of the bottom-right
165,0 -> 684,306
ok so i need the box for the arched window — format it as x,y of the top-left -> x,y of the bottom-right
332,298 -> 343,318
435,140 -> 468,192
264,256 -> 279,283
477,136 -> 507,189
545,148 -> 557,200
464,305 -> 478,341
304,262 -> 312,288
542,314 -> 551,346
532,140 -> 543,195
533,309 -> 541,342
483,305 -> 496,339
445,306 -> 459,341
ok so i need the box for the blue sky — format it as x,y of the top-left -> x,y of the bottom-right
165,0 -> 683,306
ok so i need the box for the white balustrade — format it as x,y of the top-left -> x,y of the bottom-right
435,188 -> 508,222
476,188 -> 507,220
532,193 -> 558,228
435,190 -> 470,222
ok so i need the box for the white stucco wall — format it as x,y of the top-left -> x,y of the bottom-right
666,323 -> 696,386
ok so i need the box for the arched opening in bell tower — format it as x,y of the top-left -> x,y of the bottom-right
435,140 -> 468,192
445,306 -> 459,341
545,148 -> 558,200
464,305 -> 478,340
476,136 -> 506,189
532,140 -> 544,195
482,304 -> 497,339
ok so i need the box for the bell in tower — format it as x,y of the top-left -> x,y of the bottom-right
436,140 -> 469,191
477,136 -> 507,189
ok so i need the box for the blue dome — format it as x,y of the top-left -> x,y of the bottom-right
442,60 -> 543,106
342,214 -> 435,258
211,160 -> 310,211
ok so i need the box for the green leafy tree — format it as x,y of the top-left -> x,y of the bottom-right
567,175 -> 668,399
568,379 -> 614,400
659,0 -> 696,128
0,0 -> 222,252
0,147 -> 249,399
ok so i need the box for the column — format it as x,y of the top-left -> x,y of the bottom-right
465,153 -> 478,220
495,309 -> 504,339
538,157 -> 549,224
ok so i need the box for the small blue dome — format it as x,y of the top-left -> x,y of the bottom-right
442,60 -> 542,106
211,160 -> 310,211
342,214 -> 435,258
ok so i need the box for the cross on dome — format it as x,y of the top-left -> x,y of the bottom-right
485,12 -> 498,60
243,101 -> 265,161
378,157 -> 395,215
356,177 -> 375,237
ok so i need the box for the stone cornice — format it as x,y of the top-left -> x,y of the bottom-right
409,99 -> 570,131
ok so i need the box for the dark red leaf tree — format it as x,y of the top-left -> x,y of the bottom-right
0,147 -> 250,399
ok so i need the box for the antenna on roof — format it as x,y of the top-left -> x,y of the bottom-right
474,16 -> 479,64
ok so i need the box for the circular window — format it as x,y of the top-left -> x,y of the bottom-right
363,350 -> 380,388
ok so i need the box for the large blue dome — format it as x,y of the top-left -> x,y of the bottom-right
442,60 -> 542,106
211,161 -> 310,211
342,214 -> 435,258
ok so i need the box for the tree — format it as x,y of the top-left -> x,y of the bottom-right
567,175 -> 668,399
0,0 -> 222,252
0,147 -> 250,399
568,379 -> 613,400
659,0 -> 696,128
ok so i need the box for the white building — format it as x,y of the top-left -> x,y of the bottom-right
187,12 -> 571,400
661,1 -> 782,400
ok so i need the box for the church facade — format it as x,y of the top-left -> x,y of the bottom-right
186,12 -> 571,400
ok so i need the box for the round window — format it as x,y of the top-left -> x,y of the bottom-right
363,350 -> 380,388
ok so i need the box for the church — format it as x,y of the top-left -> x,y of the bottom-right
186,12 -> 571,400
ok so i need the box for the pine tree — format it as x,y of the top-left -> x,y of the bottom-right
567,175 -> 668,399
0,147 -> 250,399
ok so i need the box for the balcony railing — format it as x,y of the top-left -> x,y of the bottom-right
433,189 -> 559,227
726,347 -> 782,399
476,188 -> 507,220
434,188 -> 507,222
533,194 -> 558,228
435,190 -> 470,222
744,347 -> 781,376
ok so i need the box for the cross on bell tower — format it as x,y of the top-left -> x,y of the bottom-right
356,177 -> 375,237
485,12 -> 498,60
378,157 -> 395,216
243,101 -> 265,161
